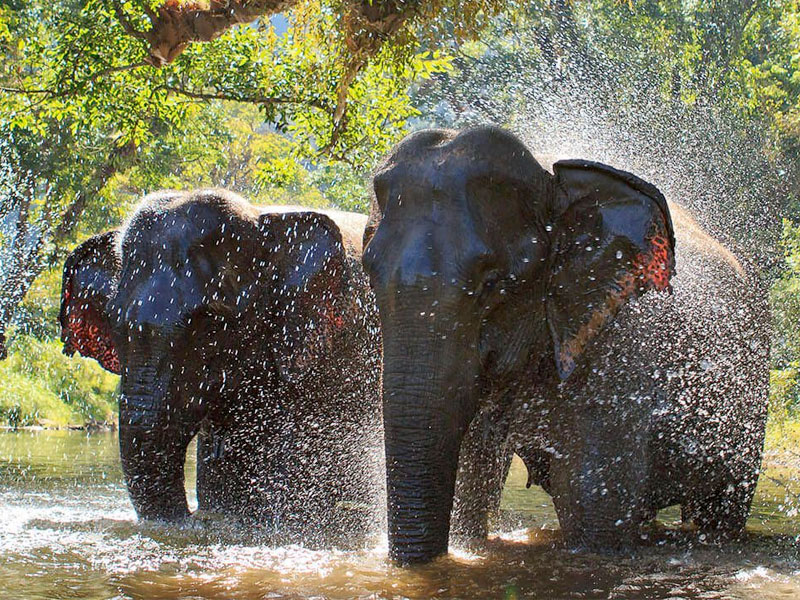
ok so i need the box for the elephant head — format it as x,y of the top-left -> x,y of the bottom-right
362,126 -> 675,564
60,189 -> 348,521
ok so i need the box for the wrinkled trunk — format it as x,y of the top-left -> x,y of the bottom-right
381,312 -> 478,564
118,347 -> 192,522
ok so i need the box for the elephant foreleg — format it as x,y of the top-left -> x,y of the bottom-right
682,459 -> 758,538
450,405 -> 513,543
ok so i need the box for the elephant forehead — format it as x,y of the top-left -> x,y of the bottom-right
112,267 -> 205,329
125,211 -> 214,250
375,159 -> 466,198
377,154 -> 529,195
377,126 -> 543,193
121,197 -> 254,262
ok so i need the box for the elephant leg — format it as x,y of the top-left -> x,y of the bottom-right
451,405 -> 513,542
195,390 -> 284,523
682,462 -> 757,538
196,422 -> 243,514
548,398 -> 651,552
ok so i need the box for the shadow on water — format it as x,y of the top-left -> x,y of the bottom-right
1,430 -> 799,599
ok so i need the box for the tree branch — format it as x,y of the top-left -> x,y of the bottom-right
107,1 -> 424,140
0,86 -> 52,95
1,62 -> 149,99
128,0 -> 297,66
112,1 -> 422,67
111,0 -> 148,40
162,84 -> 328,110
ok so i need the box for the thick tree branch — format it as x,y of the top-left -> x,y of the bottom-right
113,0 -> 296,66
107,1 -> 424,139
117,1 -> 420,67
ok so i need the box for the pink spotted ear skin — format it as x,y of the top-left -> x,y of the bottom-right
547,161 -> 677,381
634,226 -> 674,294
61,279 -> 121,374
553,220 -> 675,380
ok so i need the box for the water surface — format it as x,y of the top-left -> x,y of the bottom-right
1,430 -> 799,599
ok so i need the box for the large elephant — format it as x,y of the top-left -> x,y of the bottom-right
59,189 -> 381,540
362,126 -> 769,564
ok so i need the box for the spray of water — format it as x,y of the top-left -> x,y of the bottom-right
3,5 -> 800,599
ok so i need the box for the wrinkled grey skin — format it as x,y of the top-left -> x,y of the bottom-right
60,189 -> 381,542
363,126 -> 769,564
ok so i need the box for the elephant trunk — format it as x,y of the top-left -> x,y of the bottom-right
381,315 -> 478,564
118,346 -> 191,522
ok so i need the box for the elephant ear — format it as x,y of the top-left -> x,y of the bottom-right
362,188 -> 382,251
259,211 -> 348,383
59,231 -> 121,374
547,160 -> 676,380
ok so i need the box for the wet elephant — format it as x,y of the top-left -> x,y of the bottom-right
59,189 -> 382,541
362,126 -> 769,564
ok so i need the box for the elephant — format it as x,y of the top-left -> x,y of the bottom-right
59,189 -> 382,542
362,125 -> 769,564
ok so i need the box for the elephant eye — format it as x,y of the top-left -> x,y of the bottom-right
476,269 -> 504,302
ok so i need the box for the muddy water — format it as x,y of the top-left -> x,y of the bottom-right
1,431 -> 799,599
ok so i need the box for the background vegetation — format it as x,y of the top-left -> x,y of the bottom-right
3,0 -> 800,428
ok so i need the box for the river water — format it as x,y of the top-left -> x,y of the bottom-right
1,430 -> 799,599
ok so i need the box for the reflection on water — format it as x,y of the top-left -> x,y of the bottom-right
1,430 -> 799,599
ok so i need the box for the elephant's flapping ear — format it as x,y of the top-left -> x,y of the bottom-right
258,211 -> 348,383
59,231 -> 121,374
547,160 -> 676,380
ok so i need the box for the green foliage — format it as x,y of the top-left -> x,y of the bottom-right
771,219 -> 800,369
769,220 -> 800,421
0,336 -> 118,427
0,265 -> 118,428
770,367 -> 800,423
765,413 -> 800,451
1,0 -> 453,165
115,104 -> 332,207
13,269 -> 63,340
309,161 -> 370,213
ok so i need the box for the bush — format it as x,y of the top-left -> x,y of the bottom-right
0,335 -> 118,427
13,268 -> 63,340
769,367 -> 800,424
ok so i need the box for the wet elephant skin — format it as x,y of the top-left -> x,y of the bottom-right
59,189 -> 381,543
362,126 -> 769,564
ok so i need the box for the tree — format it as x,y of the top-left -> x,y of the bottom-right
0,0 -> 463,354
412,0 -> 796,269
